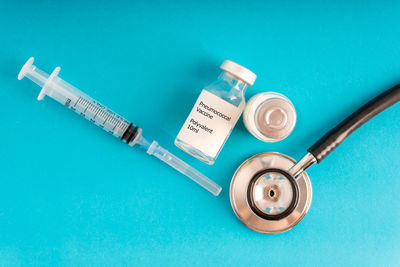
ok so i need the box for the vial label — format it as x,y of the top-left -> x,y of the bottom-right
177,90 -> 241,158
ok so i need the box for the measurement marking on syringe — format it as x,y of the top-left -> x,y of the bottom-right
93,110 -> 99,119
110,117 -> 118,126
74,97 -> 80,107
77,97 -> 84,107
113,121 -> 122,131
69,96 -> 129,136
88,103 -> 96,112
82,99 -> 90,113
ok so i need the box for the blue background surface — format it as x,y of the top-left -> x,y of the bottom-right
1,0 -> 400,266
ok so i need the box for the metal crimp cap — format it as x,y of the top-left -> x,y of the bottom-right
220,59 -> 257,86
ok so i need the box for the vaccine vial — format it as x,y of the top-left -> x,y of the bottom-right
175,59 -> 257,164
243,92 -> 296,142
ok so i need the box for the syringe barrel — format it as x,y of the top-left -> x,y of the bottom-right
50,77 -> 136,141
19,58 -> 222,196
19,58 -> 139,144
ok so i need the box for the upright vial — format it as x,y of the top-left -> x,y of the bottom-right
175,59 -> 257,164
243,92 -> 296,142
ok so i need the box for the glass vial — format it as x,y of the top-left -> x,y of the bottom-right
243,92 -> 296,142
175,59 -> 257,164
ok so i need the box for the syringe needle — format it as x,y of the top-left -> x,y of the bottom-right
146,140 -> 222,196
19,57 -> 222,196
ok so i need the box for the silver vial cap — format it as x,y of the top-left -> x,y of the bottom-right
220,59 -> 257,86
243,92 -> 296,142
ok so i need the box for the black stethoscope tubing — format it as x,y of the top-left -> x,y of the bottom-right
232,83 -> 400,233
308,83 -> 400,164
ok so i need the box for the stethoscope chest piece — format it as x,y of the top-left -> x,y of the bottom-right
230,152 -> 312,234
231,83 -> 400,233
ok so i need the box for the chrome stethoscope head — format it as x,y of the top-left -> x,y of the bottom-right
230,152 -> 314,234
231,83 -> 400,234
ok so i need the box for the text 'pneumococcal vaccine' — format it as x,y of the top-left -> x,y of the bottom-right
175,59 -> 257,164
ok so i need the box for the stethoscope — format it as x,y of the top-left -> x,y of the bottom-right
230,83 -> 400,234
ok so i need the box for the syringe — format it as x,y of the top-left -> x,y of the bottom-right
18,57 -> 222,196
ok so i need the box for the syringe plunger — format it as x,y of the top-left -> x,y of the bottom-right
18,57 -> 222,196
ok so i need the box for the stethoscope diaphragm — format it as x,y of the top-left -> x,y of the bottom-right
231,83 -> 400,234
230,152 -> 312,234
247,168 -> 299,220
